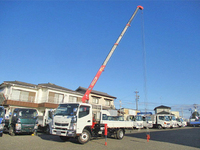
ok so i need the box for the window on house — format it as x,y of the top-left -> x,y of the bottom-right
12,89 -> 36,103
92,97 -> 99,104
69,96 -> 77,102
48,92 -> 63,104
105,100 -> 111,106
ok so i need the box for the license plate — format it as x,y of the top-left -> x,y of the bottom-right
56,131 -> 61,135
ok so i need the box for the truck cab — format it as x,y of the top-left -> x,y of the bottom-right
143,115 -> 153,129
51,103 -> 93,143
0,106 -> 5,137
9,108 -> 38,136
169,115 -> 178,128
128,115 -> 143,129
151,114 -> 171,129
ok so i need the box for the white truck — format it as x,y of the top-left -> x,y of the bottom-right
169,115 -> 178,128
142,115 -> 153,129
37,108 -> 55,133
127,115 -> 143,129
151,114 -> 171,129
51,5 -> 143,144
51,103 -> 134,144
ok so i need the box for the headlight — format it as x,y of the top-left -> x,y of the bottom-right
69,123 -> 76,130
0,124 -> 3,130
16,124 -> 21,130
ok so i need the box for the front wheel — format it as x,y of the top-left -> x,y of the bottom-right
116,129 -> 124,140
157,125 -> 162,129
77,129 -> 91,144
9,126 -> 15,136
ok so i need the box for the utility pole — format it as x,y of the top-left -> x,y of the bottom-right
135,91 -> 139,110
119,100 -> 122,115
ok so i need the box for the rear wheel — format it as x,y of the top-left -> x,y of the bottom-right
9,126 -> 15,136
116,129 -> 124,140
77,129 -> 91,144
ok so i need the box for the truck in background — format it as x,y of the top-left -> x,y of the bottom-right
176,117 -> 187,127
127,115 -> 143,129
151,114 -> 171,129
37,108 -> 55,134
8,108 -> 38,136
137,112 -> 153,129
169,115 -> 178,128
0,106 -> 5,137
142,115 -> 153,129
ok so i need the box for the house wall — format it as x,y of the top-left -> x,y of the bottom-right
156,108 -> 171,114
89,93 -> 115,109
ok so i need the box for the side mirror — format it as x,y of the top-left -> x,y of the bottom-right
13,113 -> 17,117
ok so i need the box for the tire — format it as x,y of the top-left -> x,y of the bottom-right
157,125 -> 162,129
0,133 -> 3,137
116,129 -> 124,140
45,125 -> 50,134
77,129 -> 91,144
9,126 -> 15,136
59,136 -> 70,141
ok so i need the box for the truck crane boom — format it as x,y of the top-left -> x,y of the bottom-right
82,5 -> 143,103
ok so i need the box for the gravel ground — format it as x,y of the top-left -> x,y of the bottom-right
0,127 -> 199,150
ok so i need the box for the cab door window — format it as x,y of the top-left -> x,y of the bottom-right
78,106 -> 90,118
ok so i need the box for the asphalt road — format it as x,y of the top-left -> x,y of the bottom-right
0,127 -> 200,150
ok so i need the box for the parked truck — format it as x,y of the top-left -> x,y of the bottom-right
51,5 -> 143,144
151,114 -> 171,129
7,108 -> 38,136
142,115 -> 153,129
0,106 -> 5,137
51,103 -> 134,143
37,108 -> 55,134
127,115 -> 143,129
169,115 -> 178,128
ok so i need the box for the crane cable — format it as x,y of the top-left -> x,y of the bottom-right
140,8 -> 150,142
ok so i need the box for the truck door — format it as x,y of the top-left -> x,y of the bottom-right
76,105 -> 92,133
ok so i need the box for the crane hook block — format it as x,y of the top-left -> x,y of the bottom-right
137,5 -> 144,10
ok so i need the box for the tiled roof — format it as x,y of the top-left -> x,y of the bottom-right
76,86 -> 116,99
154,105 -> 171,110
38,83 -> 74,92
3,81 -> 37,88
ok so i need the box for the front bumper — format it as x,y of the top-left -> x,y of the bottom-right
52,129 -> 76,137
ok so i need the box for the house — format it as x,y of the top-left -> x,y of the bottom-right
0,81 -> 117,118
0,81 -> 83,116
154,105 -> 171,114
76,86 -> 116,110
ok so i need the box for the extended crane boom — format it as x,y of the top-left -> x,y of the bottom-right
82,5 -> 143,103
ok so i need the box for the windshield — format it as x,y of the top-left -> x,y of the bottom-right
0,107 -> 4,118
54,104 -> 79,116
165,116 -> 170,121
146,116 -> 152,121
18,109 -> 37,118
136,115 -> 143,121
171,116 -> 176,121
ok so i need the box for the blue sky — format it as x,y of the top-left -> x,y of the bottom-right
0,1 -> 199,118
